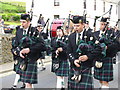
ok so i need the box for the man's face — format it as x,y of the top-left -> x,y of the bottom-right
37,26 -> 43,32
73,23 -> 84,33
56,29 -> 63,37
20,20 -> 30,29
85,23 -> 89,29
100,22 -> 107,31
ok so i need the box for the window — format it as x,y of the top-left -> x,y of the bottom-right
94,0 -> 96,10
83,0 -> 86,9
103,1 -> 105,12
54,0 -> 60,6
54,15 -> 59,19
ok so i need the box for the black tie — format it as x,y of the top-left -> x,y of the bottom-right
23,30 -> 26,35
77,33 -> 81,45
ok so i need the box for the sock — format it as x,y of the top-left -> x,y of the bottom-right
61,78 -> 65,88
56,77 -> 64,88
13,74 -> 20,86
101,85 -> 109,88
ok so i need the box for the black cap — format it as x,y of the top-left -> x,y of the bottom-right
20,14 -> 30,21
100,17 -> 108,22
72,16 -> 85,24
57,26 -> 63,30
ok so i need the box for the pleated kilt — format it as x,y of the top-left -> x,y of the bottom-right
55,60 -> 69,77
68,65 -> 93,90
94,57 -> 113,82
19,60 -> 38,84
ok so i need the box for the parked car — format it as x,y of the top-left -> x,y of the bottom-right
4,25 -> 16,33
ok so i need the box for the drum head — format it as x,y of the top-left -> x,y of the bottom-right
50,19 -> 73,37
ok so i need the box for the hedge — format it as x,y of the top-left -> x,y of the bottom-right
1,13 -> 20,21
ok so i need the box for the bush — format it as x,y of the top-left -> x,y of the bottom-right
13,15 -> 20,21
1,13 -> 20,21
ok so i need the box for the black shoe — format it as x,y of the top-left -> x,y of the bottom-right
9,86 -> 16,90
113,57 -> 116,64
20,84 -> 25,88
40,67 -> 46,71
61,88 -> 65,90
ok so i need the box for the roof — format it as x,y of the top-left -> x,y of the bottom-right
103,0 -> 120,4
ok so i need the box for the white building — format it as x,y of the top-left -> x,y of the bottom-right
26,0 -> 120,29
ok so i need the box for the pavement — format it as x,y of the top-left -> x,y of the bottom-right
0,56 -> 51,74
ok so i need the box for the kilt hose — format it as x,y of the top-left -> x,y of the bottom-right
68,65 -> 93,90
19,60 -> 38,84
55,60 -> 69,77
94,57 -> 113,82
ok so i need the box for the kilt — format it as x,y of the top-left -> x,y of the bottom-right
55,60 -> 69,77
19,60 -> 38,84
94,57 -> 113,82
68,66 -> 93,90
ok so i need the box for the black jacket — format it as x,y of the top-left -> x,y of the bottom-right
14,26 -> 46,62
67,30 -> 96,68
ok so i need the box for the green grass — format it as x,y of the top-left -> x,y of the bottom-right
0,0 -> 26,13
0,2 -> 25,13
5,21 -> 21,25
0,0 -> 26,7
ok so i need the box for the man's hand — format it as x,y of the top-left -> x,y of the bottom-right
74,59 -> 80,67
79,55 -> 88,62
57,47 -> 63,52
20,48 -> 30,58
55,50 -> 59,56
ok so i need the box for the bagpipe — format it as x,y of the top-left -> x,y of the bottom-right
11,24 -> 40,71
71,32 -> 107,82
52,36 -> 68,72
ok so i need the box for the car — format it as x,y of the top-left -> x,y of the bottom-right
4,25 -> 16,33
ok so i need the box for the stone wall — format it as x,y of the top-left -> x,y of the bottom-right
0,34 -> 15,65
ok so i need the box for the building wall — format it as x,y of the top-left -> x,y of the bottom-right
118,1 -> 120,29
26,0 -> 118,29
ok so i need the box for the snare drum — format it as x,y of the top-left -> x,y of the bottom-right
50,18 -> 73,37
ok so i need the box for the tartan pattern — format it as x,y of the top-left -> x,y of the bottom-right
68,66 -> 93,90
94,57 -> 113,82
55,60 -> 69,77
19,61 -> 38,84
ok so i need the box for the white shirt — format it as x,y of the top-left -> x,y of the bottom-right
76,29 -> 84,44
23,28 -> 28,35
99,30 -> 105,37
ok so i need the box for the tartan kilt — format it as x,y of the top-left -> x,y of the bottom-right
55,60 -> 69,77
68,66 -> 93,90
94,57 -> 113,82
19,60 -> 38,84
